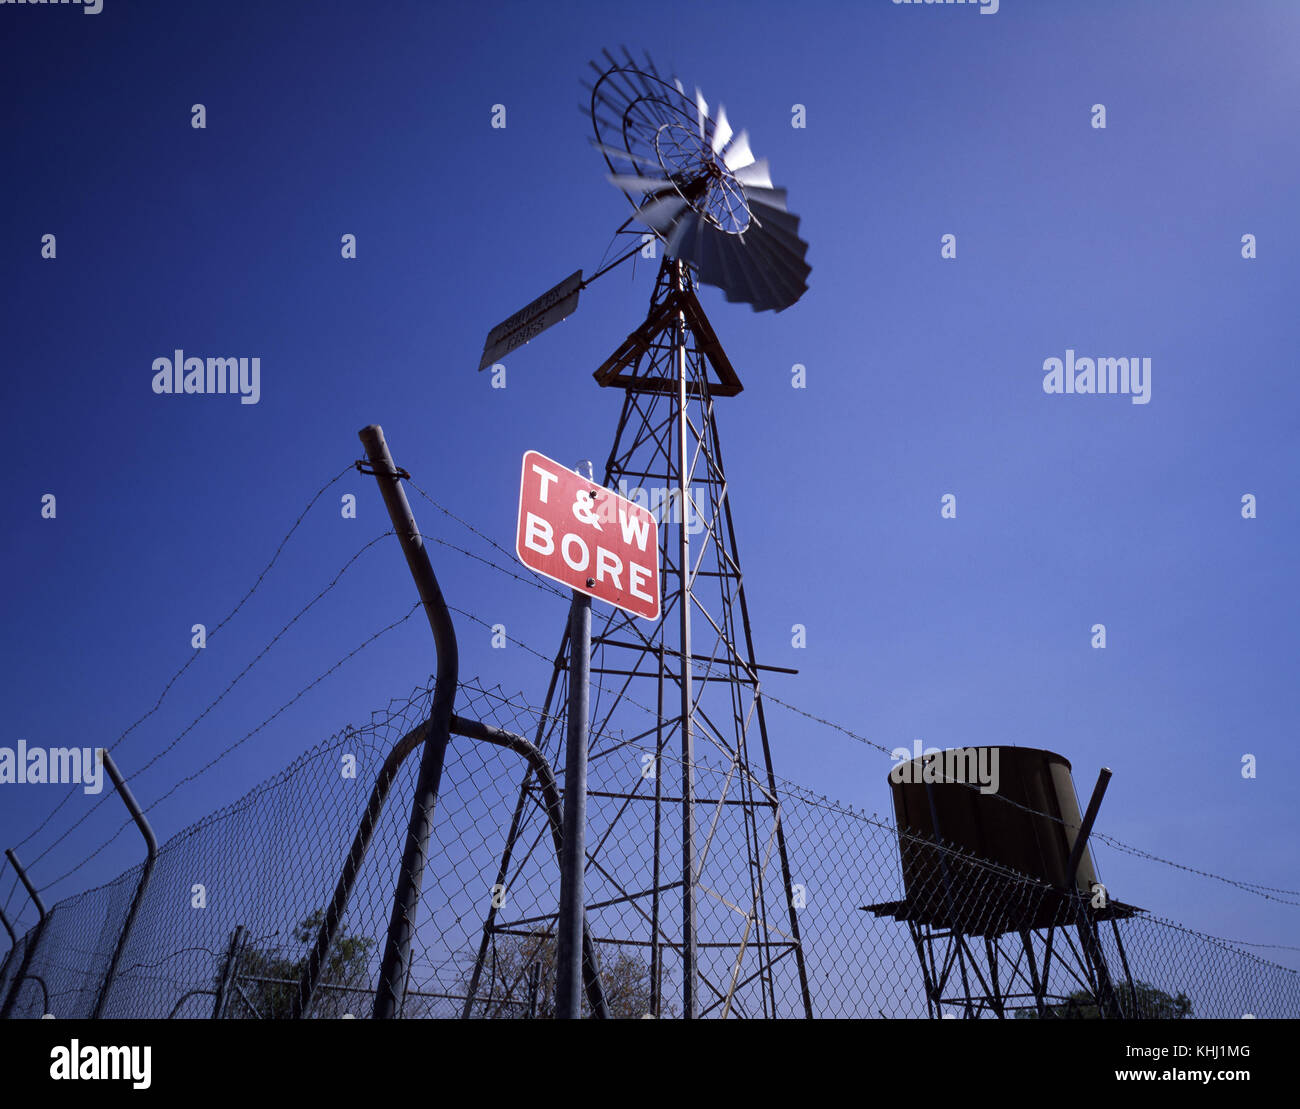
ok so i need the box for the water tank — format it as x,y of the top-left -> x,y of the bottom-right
887,746 -> 1098,934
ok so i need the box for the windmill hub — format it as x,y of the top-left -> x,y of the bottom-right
654,122 -> 751,235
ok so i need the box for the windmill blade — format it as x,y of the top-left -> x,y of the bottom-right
738,228 -> 810,308
591,141 -> 663,170
746,197 -> 802,240
722,131 -> 756,173
633,192 -> 689,233
665,209 -> 703,260
711,104 -> 733,154
607,173 -> 672,195
727,235 -> 782,311
746,203 -> 809,260
716,232 -> 763,308
692,218 -> 727,289
733,158 -> 772,189
743,184 -> 789,212
695,88 -> 709,140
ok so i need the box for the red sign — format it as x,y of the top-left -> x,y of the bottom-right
516,450 -> 660,620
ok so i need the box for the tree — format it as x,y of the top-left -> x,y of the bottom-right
463,931 -> 669,1019
1014,980 -> 1192,1019
221,911 -> 375,1019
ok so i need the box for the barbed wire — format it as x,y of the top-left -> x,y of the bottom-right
25,530 -> 397,873
13,464 -> 355,853
37,599 -> 424,895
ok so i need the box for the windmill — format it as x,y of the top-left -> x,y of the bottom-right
466,48 -> 813,1019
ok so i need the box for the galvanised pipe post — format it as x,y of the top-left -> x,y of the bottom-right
673,260 -> 699,1019
0,906 -> 18,995
212,925 -> 247,1019
91,749 -> 159,1019
0,849 -> 47,1019
556,461 -> 593,1020
359,425 -> 459,1020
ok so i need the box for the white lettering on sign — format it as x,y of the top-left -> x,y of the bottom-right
595,548 -> 623,589
523,513 -> 554,556
516,450 -> 661,620
628,560 -> 653,603
530,463 -> 558,504
561,532 -> 589,571
619,507 -> 650,552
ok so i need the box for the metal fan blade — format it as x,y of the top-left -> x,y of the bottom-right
665,209 -> 702,261
717,233 -> 762,308
607,173 -> 671,194
733,158 -> 772,189
634,192 -> 688,233
739,229 -> 809,308
591,141 -> 663,170
746,204 -> 809,260
738,232 -> 785,312
711,104 -> 733,155
695,88 -> 708,140
746,198 -> 802,240
692,219 -> 727,288
742,185 -> 789,212
722,130 -> 755,173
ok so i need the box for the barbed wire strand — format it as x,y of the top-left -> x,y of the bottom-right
12,464 -> 355,853
419,501 -> 1300,906
26,531 -> 396,871
38,600 -> 425,895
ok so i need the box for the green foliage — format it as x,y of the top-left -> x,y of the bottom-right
1013,979 -> 1193,1020
465,931 -> 669,1019
221,911 -> 375,1019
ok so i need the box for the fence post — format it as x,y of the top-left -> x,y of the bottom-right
0,906 -> 18,993
0,849 -> 48,1019
91,750 -> 159,1019
556,460 -> 593,1020
212,925 -> 247,1019
357,425 -> 459,1019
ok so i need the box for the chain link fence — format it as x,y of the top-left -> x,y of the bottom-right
1,679 -> 1296,1020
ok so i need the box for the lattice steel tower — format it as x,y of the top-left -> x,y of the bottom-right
467,49 -> 813,1018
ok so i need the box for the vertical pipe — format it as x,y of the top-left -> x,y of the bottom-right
0,849 -> 47,1020
556,461 -> 593,1019
92,749 -> 159,1019
359,424 -> 460,1020
648,643 -> 665,1018
212,925 -> 247,1019
0,907 -> 19,1001
674,261 -> 699,1019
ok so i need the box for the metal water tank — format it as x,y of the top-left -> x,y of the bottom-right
887,746 -> 1098,934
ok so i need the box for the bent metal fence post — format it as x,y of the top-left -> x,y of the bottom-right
357,424 -> 461,1019
90,749 -> 160,1020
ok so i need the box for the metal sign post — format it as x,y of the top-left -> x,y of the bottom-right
516,453 -> 660,1017
555,459 -> 595,1019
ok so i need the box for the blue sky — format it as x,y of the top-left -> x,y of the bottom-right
2,0 -> 1298,972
